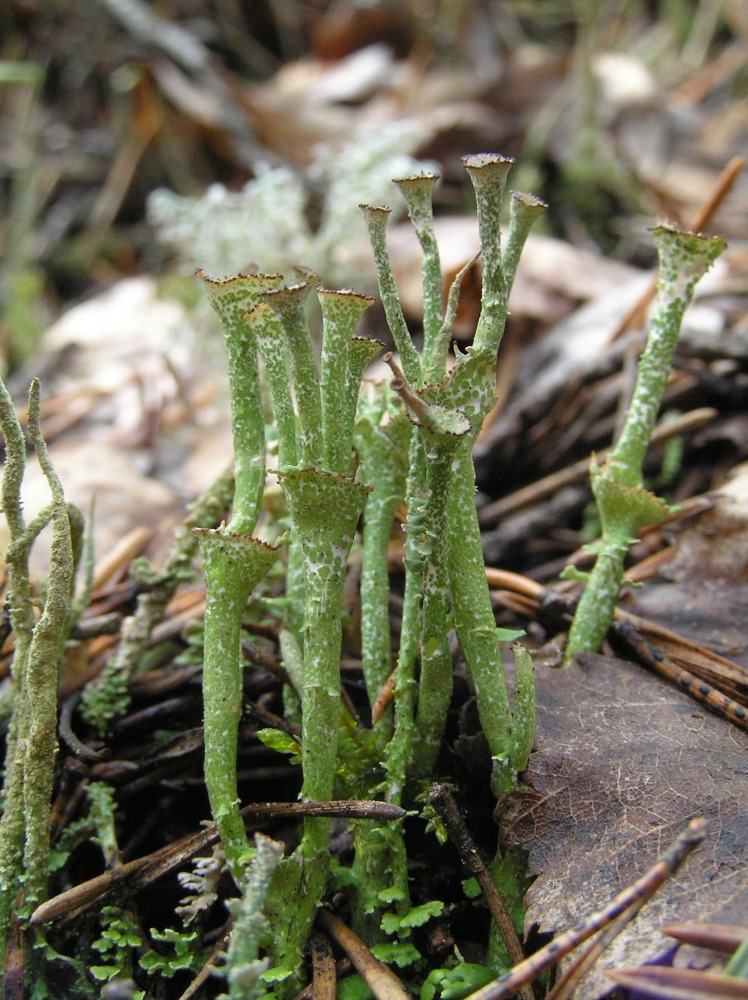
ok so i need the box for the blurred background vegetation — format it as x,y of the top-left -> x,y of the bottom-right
1,0 -> 746,370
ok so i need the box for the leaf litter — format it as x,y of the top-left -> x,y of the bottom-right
498,653 -> 748,999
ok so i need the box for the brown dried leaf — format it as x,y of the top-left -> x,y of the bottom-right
499,656 -> 748,1000
666,462 -> 748,587
625,463 -> 748,669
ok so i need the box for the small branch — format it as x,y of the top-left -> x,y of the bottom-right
427,784 -> 530,995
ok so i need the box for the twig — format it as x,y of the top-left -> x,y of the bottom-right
311,932 -> 337,1000
58,694 -> 109,762
176,934 -> 228,1000
316,910 -> 412,1000
662,923 -> 748,954
544,881 -> 655,1000
606,965 -> 748,999
462,819 -> 707,1000
610,618 -> 748,732
427,783 -> 531,999
30,799 -> 406,926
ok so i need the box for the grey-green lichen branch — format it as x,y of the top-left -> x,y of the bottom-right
565,226 -> 726,660
0,378 -> 75,964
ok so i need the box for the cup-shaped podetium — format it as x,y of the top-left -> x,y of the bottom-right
198,270 -> 284,535
194,527 -> 283,881
317,287 -> 376,475
278,467 -> 371,803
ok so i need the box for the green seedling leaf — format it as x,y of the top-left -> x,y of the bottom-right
255,728 -> 302,759
89,965 -> 122,982
421,963 -> 496,1000
378,885 -> 409,905
139,929 -> 202,977
381,900 -> 445,935
260,964 -> 297,986
371,940 -> 422,967
496,628 -> 525,643
461,877 -> 481,899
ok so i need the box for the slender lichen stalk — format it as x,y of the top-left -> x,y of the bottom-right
346,163 -> 542,959
223,834 -> 284,1000
360,204 -> 421,383
262,279 -> 322,642
393,174 -> 442,366
565,226 -> 725,661
264,468 -> 370,982
262,285 -> 376,985
194,529 -> 282,881
194,271 -> 287,882
353,395 -> 411,734
0,384 -> 34,952
384,359 -> 471,780
198,270 -> 283,534
0,379 -> 74,965
22,382 -> 74,908
438,155 -> 541,797
362,157 -> 543,803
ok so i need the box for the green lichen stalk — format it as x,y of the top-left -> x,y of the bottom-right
354,394 -> 411,724
393,174 -> 442,365
262,282 -> 377,984
609,226 -> 726,484
437,155 -> 541,796
464,153 -> 513,354
21,382 -> 75,908
0,379 -> 75,965
318,287 -> 378,473
565,226 -> 725,660
399,390 -> 471,781
360,204 -> 421,383
361,158 -> 543,802
222,834 -> 284,1000
198,270 -> 283,534
503,192 -> 548,295
279,469 -> 370,808
263,281 -> 323,467
194,529 -> 282,881
187,153 -> 547,988
0,383 -> 34,950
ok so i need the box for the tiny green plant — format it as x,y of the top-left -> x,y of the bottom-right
89,906 -> 144,992
564,225 -> 725,662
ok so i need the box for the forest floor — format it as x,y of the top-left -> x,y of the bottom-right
1,3 -> 747,998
